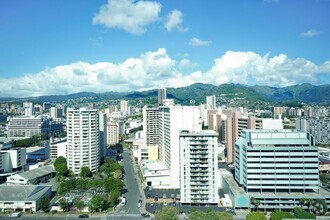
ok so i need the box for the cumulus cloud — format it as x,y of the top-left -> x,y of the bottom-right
1,50 -> 329,97
164,10 -> 188,32
189,37 -> 211,46
92,0 -> 162,35
300,29 -> 320,38
179,59 -> 199,69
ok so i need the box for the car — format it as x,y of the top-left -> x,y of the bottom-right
163,194 -> 166,199
139,195 -> 142,200
164,200 -> 167,206
150,202 -> 154,206
139,199 -> 142,203
141,213 -> 151,218
154,195 -> 158,201
9,212 -> 21,218
137,202 -> 142,208
172,201 -> 176,206
78,214 -> 89,218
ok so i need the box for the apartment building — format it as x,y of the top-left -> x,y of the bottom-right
66,108 -> 99,174
296,117 -> 330,144
142,107 -> 159,146
180,130 -> 219,205
158,105 -> 200,188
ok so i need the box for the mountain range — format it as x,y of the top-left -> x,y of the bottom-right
0,83 -> 329,105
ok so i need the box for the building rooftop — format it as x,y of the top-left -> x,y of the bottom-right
9,165 -> 55,181
0,185 -> 51,201
180,130 -> 218,136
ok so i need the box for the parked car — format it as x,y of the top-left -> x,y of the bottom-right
163,194 -> 166,199
9,212 -> 21,218
164,200 -> 167,206
141,213 -> 151,218
137,202 -> 142,208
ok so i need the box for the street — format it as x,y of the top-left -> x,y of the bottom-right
117,150 -> 141,215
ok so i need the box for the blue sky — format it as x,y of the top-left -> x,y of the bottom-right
0,0 -> 329,97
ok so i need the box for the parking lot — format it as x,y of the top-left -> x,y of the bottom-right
143,187 -> 227,214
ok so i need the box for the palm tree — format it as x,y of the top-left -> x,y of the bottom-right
250,197 -> 261,211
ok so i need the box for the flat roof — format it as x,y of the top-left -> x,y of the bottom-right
248,187 -> 330,198
0,185 -> 51,201
9,165 -> 55,181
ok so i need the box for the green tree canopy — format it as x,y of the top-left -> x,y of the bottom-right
216,211 -> 233,220
246,212 -> 267,220
80,166 -> 92,178
294,208 -> 316,219
270,211 -> 295,220
40,197 -> 51,212
59,198 -> 69,212
54,156 -> 68,176
74,200 -> 85,212
89,195 -> 107,212
155,206 -> 179,220
189,209 -> 205,220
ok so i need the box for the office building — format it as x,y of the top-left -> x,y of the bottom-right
99,112 -> 107,160
225,129 -> 329,211
34,104 -> 42,114
296,117 -> 330,144
206,95 -> 216,110
158,88 -> 167,106
235,130 -> 319,193
24,107 -> 34,117
7,117 -> 49,138
158,105 -> 200,188
180,130 -> 219,205
66,108 -> 99,174
143,107 -> 159,146
107,121 -> 119,145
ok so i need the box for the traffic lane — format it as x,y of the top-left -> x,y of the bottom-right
119,150 -> 141,215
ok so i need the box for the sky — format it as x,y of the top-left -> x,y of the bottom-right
0,0 -> 329,97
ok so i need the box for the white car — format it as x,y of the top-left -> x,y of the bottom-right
137,202 -> 142,208
164,200 -> 167,206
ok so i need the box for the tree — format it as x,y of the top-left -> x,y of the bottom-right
216,211 -> 233,220
54,156 -> 68,176
155,206 -> 179,220
189,209 -> 206,220
113,169 -> 122,179
246,212 -> 267,220
250,197 -> 261,211
80,166 -> 92,178
59,198 -> 69,212
270,211 -> 295,220
74,200 -> 85,212
40,197 -> 51,212
314,199 -> 327,215
320,173 -> 329,186
88,195 -> 107,212
294,208 -> 316,219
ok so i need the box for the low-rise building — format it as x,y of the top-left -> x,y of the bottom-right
6,165 -> 55,185
0,185 -> 52,212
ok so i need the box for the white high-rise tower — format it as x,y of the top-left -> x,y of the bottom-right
66,108 -> 99,174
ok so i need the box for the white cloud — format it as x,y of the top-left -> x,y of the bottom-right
92,0 -> 162,35
300,29 -> 320,38
1,49 -> 329,97
189,37 -> 211,46
179,59 -> 199,69
164,10 -> 188,32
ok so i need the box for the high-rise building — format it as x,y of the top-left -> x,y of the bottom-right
107,121 -> 119,145
49,138 -> 67,161
206,95 -> 216,110
50,107 -> 63,119
143,107 -> 159,146
120,100 -> 129,116
158,105 -> 200,188
225,112 -> 283,163
66,108 -> 99,174
158,88 -> 167,106
42,102 -> 51,111
296,117 -> 330,144
24,107 -> 34,117
99,112 -> 107,160
180,130 -> 219,205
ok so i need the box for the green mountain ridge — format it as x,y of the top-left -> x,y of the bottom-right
0,83 -> 329,105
